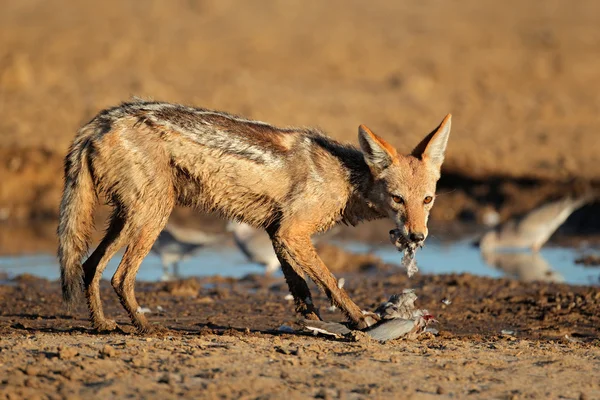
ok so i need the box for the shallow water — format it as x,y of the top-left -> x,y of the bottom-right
0,240 -> 598,286
0,247 -> 265,283
355,240 -> 600,286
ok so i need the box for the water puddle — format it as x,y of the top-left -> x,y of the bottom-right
0,247 -> 265,282
0,240 -> 598,286
354,240 -> 600,286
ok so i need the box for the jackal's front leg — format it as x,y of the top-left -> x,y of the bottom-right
273,232 -> 377,329
271,237 -> 321,322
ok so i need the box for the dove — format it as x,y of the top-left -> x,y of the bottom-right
481,250 -> 564,283
227,221 -> 341,275
374,289 -> 418,320
366,309 -> 436,341
227,221 -> 281,274
478,193 -> 597,252
302,292 -> 435,342
151,224 -> 224,281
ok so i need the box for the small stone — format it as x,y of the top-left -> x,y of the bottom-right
350,330 -> 371,342
131,353 -> 150,367
277,325 -> 294,333
5,370 -> 26,387
58,346 -> 78,360
24,365 -> 40,376
100,344 -> 117,358
315,388 -> 338,399
158,373 -> 182,384
24,378 -> 40,389
437,386 -> 446,395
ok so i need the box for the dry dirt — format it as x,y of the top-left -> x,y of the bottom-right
1,0 -> 600,224
1,272 -> 600,399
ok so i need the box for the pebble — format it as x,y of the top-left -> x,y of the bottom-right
58,345 -> 78,360
158,373 -> 183,384
277,325 -> 295,334
24,365 -> 40,376
131,353 -> 150,367
100,344 -> 117,358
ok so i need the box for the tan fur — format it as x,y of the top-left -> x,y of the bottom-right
358,124 -> 398,161
57,100 -> 451,332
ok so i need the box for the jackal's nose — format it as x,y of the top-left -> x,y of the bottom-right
409,232 -> 425,243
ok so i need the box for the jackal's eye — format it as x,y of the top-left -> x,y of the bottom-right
424,196 -> 433,204
392,195 -> 404,205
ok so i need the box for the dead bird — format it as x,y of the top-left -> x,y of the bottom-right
389,229 -> 420,277
477,193 -> 597,252
374,288 -> 418,320
302,291 -> 435,342
366,309 -> 436,341
227,221 -> 281,274
151,224 -> 224,281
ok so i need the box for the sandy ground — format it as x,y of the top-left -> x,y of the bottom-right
0,0 -> 599,222
1,271 -> 600,399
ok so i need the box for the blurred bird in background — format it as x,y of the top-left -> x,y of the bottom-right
477,193 -> 597,252
151,224 -> 225,281
227,221 -> 342,275
226,221 -> 281,275
481,250 -> 564,283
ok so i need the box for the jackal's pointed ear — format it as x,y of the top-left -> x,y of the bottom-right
358,125 -> 398,174
411,114 -> 451,170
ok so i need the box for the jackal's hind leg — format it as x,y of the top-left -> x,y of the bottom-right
111,211 -> 171,334
271,237 -> 321,321
83,211 -> 129,331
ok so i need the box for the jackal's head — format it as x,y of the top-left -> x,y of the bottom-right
358,114 -> 452,245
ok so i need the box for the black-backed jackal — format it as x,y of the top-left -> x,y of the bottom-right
58,100 -> 451,332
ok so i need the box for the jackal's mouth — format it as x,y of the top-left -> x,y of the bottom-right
389,228 -> 422,278
388,229 -> 423,252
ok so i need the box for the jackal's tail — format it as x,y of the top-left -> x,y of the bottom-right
57,137 -> 97,308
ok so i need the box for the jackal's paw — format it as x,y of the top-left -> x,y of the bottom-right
302,310 -> 322,322
136,323 -> 169,336
356,311 -> 380,330
93,319 -> 118,332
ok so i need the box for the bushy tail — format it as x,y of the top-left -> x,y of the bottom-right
57,141 -> 97,308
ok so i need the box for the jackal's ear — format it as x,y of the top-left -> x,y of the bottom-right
411,114 -> 451,170
358,125 -> 398,174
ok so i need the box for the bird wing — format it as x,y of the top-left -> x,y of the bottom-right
301,320 -> 352,337
366,318 -> 417,341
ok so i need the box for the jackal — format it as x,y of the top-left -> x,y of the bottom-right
58,100 -> 451,333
